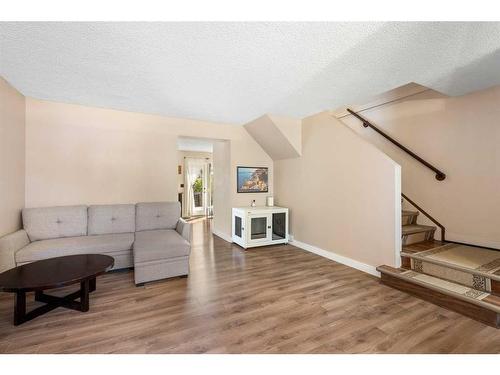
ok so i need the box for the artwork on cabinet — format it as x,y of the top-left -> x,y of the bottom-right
237,166 -> 269,193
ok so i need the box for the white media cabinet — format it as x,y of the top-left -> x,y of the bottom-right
232,206 -> 289,249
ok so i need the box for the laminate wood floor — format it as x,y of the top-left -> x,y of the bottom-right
0,219 -> 499,353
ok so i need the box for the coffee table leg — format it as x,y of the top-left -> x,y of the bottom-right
80,280 -> 90,312
11,280 -> 97,326
14,291 -> 26,326
35,290 -> 43,301
89,277 -> 96,293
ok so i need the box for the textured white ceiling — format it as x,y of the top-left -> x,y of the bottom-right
1,22 -> 500,124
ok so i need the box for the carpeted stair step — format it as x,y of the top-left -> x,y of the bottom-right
401,243 -> 500,296
402,210 -> 419,225
402,224 -> 436,245
377,265 -> 500,328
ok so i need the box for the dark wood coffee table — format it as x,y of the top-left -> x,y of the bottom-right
0,254 -> 114,325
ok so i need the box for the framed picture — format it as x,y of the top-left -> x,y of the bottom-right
237,166 -> 269,193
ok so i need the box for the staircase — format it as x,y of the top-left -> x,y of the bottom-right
402,210 -> 436,245
378,210 -> 500,328
344,108 -> 500,327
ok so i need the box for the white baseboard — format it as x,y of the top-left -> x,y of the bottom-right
212,229 -> 232,243
210,230 -> 380,277
290,238 -> 380,277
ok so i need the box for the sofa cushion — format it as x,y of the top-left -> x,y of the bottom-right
22,205 -> 88,241
15,233 -> 134,264
133,230 -> 190,263
88,204 -> 136,235
135,202 -> 180,232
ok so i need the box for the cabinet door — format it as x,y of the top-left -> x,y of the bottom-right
271,212 -> 287,240
247,214 -> 271,244
233,212 -> 244,239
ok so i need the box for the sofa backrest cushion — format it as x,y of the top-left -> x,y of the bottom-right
135,202 -> 180,232
22,205 -> 88,241
88,204 -> 136,235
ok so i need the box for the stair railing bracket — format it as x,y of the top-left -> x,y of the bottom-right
436,173 -> 446,181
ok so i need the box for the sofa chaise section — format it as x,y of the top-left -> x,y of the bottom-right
133,202 -> 191,285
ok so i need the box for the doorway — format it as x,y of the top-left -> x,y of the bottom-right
186,158 -> 212,217
177,137 -> 214,219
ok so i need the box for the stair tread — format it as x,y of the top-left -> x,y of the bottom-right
402,210 -> 418,216
377,265 -> 500,313
402,240 -> 443,253
402,224 -> 436,235
401,243 -> 500,281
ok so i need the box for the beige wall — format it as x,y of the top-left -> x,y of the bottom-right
25,98 -> 273,239
268,115 -> 302,157
274,111 -> 401,269
338,85 -> 500,249
212,140 -> 232,238
212,137 -> 275,239
0,77 -> 25,236
244,115 -> 302,160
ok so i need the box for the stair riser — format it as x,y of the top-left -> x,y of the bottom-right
401,256 -> 411,269
402,216 -> 418,225
401,216 -> 417,225
493,280 -> 500,296
380,273 -> 500,328
407,258 -> 500,297
403,231 -> 435,245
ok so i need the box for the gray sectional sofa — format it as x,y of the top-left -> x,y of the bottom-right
0,202 -> 191,285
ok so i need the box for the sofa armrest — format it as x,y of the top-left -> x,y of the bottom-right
0,229 -> 30,273
176,219 -> 192,243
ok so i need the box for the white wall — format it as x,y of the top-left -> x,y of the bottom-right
25,98 -> 273,239
274,111 -> 401,269
338,84 -> 500,249
0,77 -> 25,236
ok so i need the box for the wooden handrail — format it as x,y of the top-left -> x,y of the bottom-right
402,193 -> 445,242
346,108 -> 446,181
